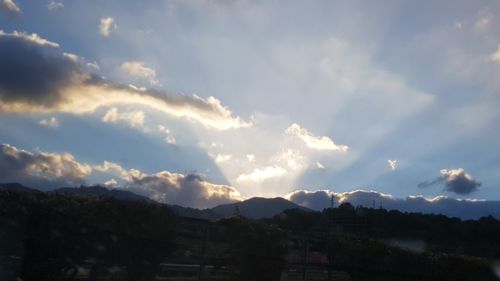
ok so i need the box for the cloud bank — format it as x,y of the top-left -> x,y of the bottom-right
125,172 -> 241,209
0,144 -> 241,208
93,160 -> 241,208
0,31 -> 250,130
0,144 -> 91,188
286,189 -> 500,220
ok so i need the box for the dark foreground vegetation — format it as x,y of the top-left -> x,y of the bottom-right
1,188 -> 499,281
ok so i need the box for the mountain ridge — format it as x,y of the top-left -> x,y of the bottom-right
0,183 -> 307,220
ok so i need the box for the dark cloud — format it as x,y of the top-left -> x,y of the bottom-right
418,168 -> 481,195
286,189 -> 500,220
0,34 -> 80,106
0,143 -> 91,189
0,32 -> 249,129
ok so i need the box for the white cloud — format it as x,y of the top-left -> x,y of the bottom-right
286,123 -> 348,152
99,17 -> 116,37
490,45 -> 500,63
47,1 -> 63,10
39,117 -> 59,128
215,154 -> 232,163
237,166 -> 287,183
102,107 -> 145,128
0,0 -> 20,14
120,61 -> 160,86
388,159 -> 397,171
0,30 -> 59,48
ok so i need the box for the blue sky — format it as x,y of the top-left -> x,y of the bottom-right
1,0 -> 500,209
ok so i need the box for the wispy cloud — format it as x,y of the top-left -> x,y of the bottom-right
120,61 -> 159,86
39,116 -> 59,128
0,30 -> 59,48
47,1 -> 63,10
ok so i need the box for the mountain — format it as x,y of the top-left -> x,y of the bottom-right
0,182 -> 40,193
169,205 -> 221,221
0,182 -> 309,220
53,185 -> 151,202
210,197 -> 310,219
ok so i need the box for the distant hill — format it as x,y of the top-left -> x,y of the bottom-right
0,182 -> 310,220
210,197 -> 310,219
53,185 -> 152,202
169,205 -> 221,221
0,182 -> 40,193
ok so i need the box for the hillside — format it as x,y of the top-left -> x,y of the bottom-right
211,196 -> 310,219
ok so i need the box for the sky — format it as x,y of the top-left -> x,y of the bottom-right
1,0 -> 500,213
